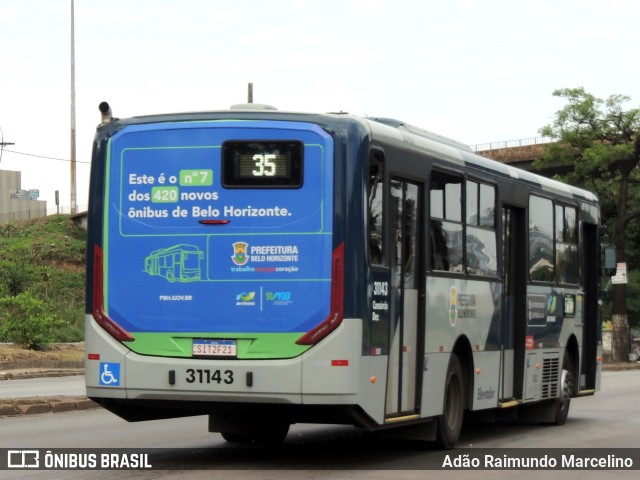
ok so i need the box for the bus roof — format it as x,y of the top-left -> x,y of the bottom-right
96,105 -> 598,206
362,116 -> 598,205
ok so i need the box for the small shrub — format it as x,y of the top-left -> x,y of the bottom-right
0,292 -> 60,349
0,262 -> 31,297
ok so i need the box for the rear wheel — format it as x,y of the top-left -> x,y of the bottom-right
221,423 -> 290,445
435,354 -> 465,449
220,432 -> 253,444
552,354 -> 574,425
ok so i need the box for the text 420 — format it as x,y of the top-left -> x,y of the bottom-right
186,369 -> 234,384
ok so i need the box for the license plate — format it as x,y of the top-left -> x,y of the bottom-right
192,339 -> 237,357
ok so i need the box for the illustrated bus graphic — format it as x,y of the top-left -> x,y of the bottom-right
144,244 -> 204,283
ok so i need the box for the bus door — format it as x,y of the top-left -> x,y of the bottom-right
582,222 -> 599,391
501,205 -> 527,402
385,179 -> 422,418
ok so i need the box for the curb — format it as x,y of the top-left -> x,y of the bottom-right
0,396 -> 100,417
0,368 -> 85,380
602,363 -> 640,371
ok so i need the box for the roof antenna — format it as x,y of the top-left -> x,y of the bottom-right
230,83 -> 276,110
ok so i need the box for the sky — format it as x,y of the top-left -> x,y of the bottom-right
1,0 -> 639,213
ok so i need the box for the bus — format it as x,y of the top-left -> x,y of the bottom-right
85,102 -> 606,448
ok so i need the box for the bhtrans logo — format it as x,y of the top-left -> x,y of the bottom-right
235,291 -> 256,306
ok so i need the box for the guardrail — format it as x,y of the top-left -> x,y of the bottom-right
471,137 -> 554,152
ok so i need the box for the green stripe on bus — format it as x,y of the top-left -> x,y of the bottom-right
123,332 -> 311,359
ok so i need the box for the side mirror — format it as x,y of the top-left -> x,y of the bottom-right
603,245 -> 617,277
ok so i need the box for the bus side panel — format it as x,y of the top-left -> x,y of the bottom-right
421,277 -> 502,416
357,355 -> 388,425
420,352 -> 449,418
424,278 -> 502,354
470,351 -> 500,410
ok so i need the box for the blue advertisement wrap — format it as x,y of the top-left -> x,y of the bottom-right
104,121 -> 334,333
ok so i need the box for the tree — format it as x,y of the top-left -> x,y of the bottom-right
536,87 -> 640,362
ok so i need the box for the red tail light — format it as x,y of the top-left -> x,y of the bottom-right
296,243 -> 344,345
93,244 -> 134,342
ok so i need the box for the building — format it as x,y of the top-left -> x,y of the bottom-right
0,169 -> 47,224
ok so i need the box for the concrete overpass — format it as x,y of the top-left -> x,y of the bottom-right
472,137 -> 571,176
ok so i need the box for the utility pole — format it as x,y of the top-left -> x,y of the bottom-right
69,0 -> 77,214
0,126 -> 15,164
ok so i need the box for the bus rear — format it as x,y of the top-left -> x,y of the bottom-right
85,107 -> 360,440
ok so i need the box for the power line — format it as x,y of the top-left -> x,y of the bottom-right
2,148 -> 91,165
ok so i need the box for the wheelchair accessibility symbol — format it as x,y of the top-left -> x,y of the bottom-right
99,362 -> 121,386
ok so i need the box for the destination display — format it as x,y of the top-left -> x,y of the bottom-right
222,140 -> 303,187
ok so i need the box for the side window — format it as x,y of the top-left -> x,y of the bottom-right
529,196 -> 555,281
556,205 -> 578,284
430,171 -> 463,273
466,181 -> 497,276
368,151 -> 385,265
479,184 -> 495,228
530,196 -> 579,284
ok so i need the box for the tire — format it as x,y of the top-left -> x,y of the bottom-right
553,354 -> 574,426
253,424 -> 290,445
220,432 -> 253,444
221,423 -> 290,445
435,354 -> 465,449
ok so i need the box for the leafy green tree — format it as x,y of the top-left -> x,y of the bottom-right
536,87 -> 640,361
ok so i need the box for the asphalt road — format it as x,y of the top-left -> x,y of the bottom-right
0,375 -> 85,398
1,370 -> 639,479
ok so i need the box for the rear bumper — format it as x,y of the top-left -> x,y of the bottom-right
85,316 -> 363,407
